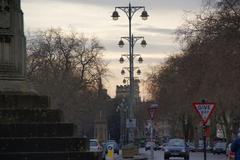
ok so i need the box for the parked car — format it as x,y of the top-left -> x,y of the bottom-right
145,142 -> 161,151
195,142 -> 212,152
145,141 -> 154,151
226,143 -> 235,160
197,143 -> 204,152
154,143 -> 161,151
187,142 -> 196,152
90,139 -> 102,152
106,140 -> 120,154
207,145 -> 212,152
160,143 -> 167,151
212,142 -> 227,154
163,138 -> 190,160
226,143 -> 232,156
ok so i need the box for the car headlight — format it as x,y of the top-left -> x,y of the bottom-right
181,149 -> 186,152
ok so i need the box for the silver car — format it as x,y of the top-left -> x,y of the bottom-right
90,139 -> 102,152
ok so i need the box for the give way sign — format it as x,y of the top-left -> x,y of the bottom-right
148,104 -> 158,120
193,103 -> 216,125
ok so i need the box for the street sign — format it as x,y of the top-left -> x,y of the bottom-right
193,103 -> 216,124
126,119 -> 136,128
148,104 -> 158,120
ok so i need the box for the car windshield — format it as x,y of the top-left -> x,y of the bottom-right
215,142 -> 226,147
107,142 -> 117,147
167,139 -> 185,147
146,142 -> 154,145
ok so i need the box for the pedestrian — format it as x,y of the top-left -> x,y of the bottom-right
231,132 -> 240,160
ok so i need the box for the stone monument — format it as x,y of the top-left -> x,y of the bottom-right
0,1 -> 101,159
0,0 -> 35,94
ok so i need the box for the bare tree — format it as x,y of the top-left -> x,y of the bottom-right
26,28 -> 109,136
146,0 -> 240,142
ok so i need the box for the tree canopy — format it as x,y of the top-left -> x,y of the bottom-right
146,0 -> 240,141
26,28 -> 110,136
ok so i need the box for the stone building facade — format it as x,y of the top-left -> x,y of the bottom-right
116,79 -> 140,102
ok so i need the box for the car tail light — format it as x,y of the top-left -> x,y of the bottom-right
230,151 -> 235,158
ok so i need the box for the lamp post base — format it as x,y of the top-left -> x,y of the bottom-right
122,143 -> 138,158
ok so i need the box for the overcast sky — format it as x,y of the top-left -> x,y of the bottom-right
21,0 -> 203,98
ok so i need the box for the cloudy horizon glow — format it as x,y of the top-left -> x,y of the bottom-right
22,0 -> 203,98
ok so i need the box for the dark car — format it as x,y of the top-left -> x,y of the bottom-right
154,143 -> 161,151
106,140 -> 120,154
145,141 -> 153,151
145,141 -> 160,151
164,138 -> 190,160
226,143 -> 235,160
212,142 -> 226,154
187,142 -> 196,152
160,143 -> 167,151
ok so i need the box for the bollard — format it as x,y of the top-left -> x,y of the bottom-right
106,144 -> 114,160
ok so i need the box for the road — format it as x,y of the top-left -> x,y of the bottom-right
139,148 -> 227,160
105,148 -> 227,160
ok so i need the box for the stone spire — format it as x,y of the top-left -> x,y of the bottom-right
0,0 -> 36,94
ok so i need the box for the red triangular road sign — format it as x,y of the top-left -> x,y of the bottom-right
193,103 -> 216,125
148,104 -> 158,120
148,109 -> 155,119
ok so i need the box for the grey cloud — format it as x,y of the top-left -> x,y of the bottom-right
137,27 -> 176,35
105,56 -> 166,65
101,36 -> 179,55
105,43 -> 179,55
22,0 -> 115,7
142,57 -> 166,65
149,0 -> 202,10
114,23 -> 142,28
22,0 -> 203,11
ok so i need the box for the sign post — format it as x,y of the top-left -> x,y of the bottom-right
193,99 -> 216,160
147,104 -> 158,160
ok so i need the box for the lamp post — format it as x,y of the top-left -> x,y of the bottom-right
112,3 -> 149,143
122,77 -> 139,85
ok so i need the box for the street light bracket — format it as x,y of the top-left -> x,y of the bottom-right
122,67 -> 140,72
120,36 -> 145,47
121,54 -> 142,61
115,5 -> 145,19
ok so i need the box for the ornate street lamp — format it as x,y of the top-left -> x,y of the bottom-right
123,79 -> 127,84
112,10 -> 120,20
137,69 -> 141,75
121,69 -> 125,75
140,39 -> 147,48
118,39 -> 124,48
112,3 -> 149,143
119,57 -> 125,64
141,10 -> 149,20
138,56 -> 143,63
